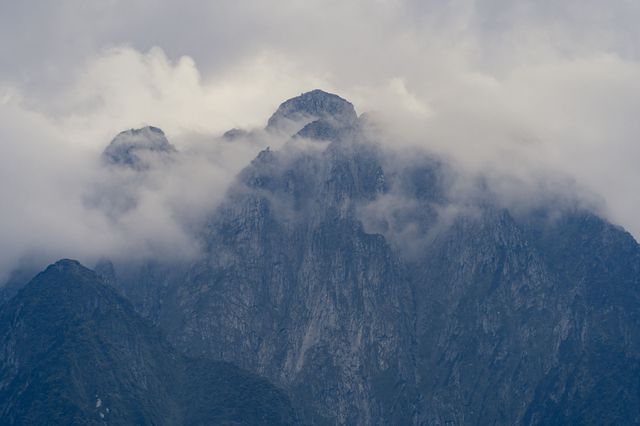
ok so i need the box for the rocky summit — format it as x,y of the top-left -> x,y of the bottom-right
102,126 -> 177,170
3,90 -> 640,425
266,89 -> 359,139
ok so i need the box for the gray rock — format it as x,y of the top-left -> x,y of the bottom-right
0,259 -> 300,425
102,126 -> 176,170
97,92 -> 640,425
160,92 -> 640,425
266,89 -> 358,136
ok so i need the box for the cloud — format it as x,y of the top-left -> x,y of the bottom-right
367,52 -> 640,234
1,0 -> 640,280
0,45 -> 316,279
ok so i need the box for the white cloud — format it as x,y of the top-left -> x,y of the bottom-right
1,0 -> 640,280
0,46 -> 320,279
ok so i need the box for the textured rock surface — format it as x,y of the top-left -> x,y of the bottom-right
266,89 -> 358,138
15,90 -> 637,425
149,90 -> 640,425
161,137 -> 416,424
0,260 -> 299,425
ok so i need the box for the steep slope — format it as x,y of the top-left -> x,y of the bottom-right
405,207 -> 640,424
158,91 -> 424,424
161,137 -> 417,425
153,90 -> 640,425
0,259 -> 298,425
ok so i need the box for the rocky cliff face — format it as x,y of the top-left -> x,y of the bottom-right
11,90 -> 638,425
150,90 -> 640,425
160,136 -> 417,424
0,259 -> 298,425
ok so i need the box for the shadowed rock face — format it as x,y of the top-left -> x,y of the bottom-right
102,126 -> 176,170
150,91 -> 640,425
0,259 -> 299,426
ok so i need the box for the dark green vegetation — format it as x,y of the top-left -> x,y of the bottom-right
0,260 -> 298,425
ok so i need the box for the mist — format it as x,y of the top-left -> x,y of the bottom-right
2,0 -> 640,281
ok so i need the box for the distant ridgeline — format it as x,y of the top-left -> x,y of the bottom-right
2,90 -> 640,425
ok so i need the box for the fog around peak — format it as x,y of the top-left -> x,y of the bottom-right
2,0 -> 640,280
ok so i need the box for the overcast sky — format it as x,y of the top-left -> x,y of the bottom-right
2,0 -> 640,278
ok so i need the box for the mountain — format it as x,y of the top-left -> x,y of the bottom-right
6,90 -> 640,425
102,126 -> 177,170
0,259 -> 299,425
140,90 -> 640,425
266,89 -> 358,140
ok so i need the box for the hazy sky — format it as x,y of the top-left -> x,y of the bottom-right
1,0 -> 640,278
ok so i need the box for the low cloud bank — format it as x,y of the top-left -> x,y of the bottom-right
2,1 -> 640,280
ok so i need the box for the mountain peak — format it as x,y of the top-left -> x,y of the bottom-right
52,258 -> 82,268
0,260 -> 299,425
266,89 -> 357,133
29,259 -> 106,301
49,258 -> 84,274
102,126 -> 176,170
